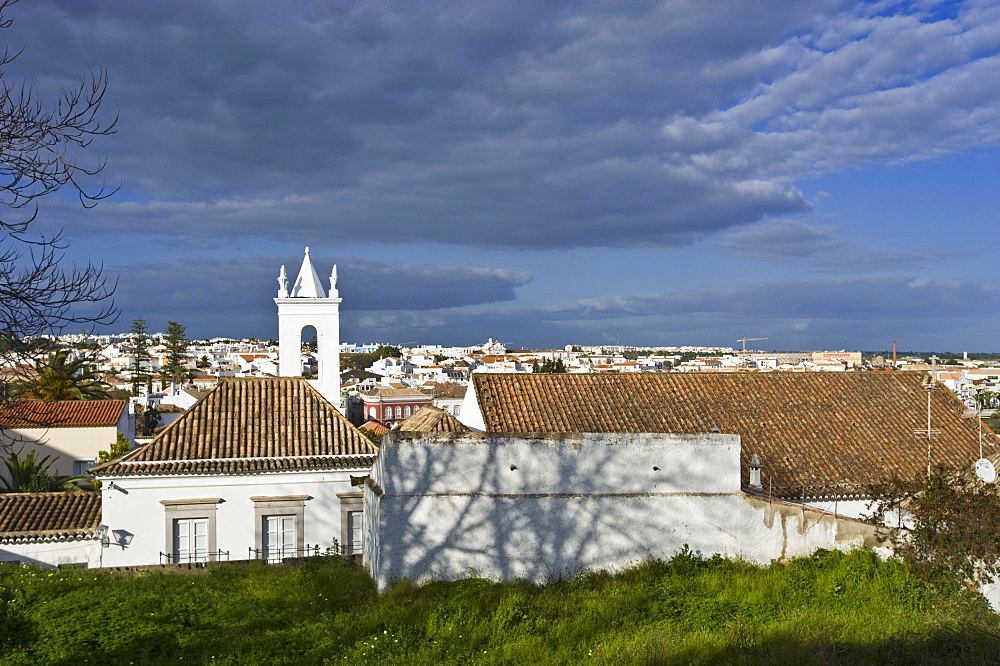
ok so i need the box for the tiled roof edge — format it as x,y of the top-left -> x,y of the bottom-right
113,453 -> 377,465
0,530 -> 98,544
97,455 -> 377,477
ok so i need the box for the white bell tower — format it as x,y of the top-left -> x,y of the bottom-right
275,247 -> 342,407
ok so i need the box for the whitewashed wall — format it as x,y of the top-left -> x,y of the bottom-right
0,538 -> 101,568
801,499 -> 875,521
368,433 -> 881,588
100,467 -> 368,567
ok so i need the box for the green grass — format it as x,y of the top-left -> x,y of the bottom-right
1,548 -> 998,665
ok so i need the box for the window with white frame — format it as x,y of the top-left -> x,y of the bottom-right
347,511 -> 363,555
338,492 -> 363,556
263,515 -> 297,563
403,406 -> 411,418
251,495 -> 308,563
160,498 -> 221,564
394,406 -> 402,419
173,517 -> 209,563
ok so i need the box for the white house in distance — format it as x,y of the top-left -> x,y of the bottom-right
93,377 -> 376,566
0,400 -> 133,477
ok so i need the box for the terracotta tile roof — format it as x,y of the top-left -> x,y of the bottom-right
397,406 -> 470,433
0,400 -> 126,429
422,381 -> 468,399
342,369 -> 382,381
98,456 -> 376,476
0,492 -> 101,542
361,421 -> 390,436
94,378 -> 376,477
471,373 -> 991,499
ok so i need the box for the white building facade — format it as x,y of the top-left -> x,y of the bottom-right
92,377 -> 377,567
98,468 -> 367,567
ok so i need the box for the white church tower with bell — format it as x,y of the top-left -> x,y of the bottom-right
275,247 -> 342,408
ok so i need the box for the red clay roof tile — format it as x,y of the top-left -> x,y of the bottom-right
0,400 -> 126,428
0,492 -> 101,542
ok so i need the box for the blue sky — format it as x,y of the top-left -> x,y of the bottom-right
10,0 -> 1000,350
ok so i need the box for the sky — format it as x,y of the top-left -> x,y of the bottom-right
9,0 -> 1000,351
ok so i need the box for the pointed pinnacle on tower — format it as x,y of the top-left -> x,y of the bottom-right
277,265 -> 289,298
289,246 -> 326,298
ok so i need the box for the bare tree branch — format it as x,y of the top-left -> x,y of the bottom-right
0,0 -> 119,440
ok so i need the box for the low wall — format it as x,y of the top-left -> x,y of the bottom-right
0,538 -> 100,569
369,433 -> 882,588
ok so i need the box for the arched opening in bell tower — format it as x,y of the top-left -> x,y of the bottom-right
300,325 -> 318,379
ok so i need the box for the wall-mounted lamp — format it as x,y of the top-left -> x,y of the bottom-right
96,525 -> 133,548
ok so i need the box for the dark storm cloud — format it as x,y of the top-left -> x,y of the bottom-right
9,0 -> 855,249
14,1 -> 1000,250
106,255 -> 529,337
717,219 -> 940,271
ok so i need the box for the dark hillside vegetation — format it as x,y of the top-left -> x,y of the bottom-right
1,549 -> 998,665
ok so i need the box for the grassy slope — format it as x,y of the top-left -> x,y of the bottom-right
1,549 -> 998,665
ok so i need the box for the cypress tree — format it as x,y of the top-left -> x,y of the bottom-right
162,321 -> 190,391
129,317 -> 151,395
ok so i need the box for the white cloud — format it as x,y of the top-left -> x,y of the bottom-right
663,1 -> 1000,186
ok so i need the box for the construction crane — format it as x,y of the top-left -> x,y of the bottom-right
737,337 -> 768,352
